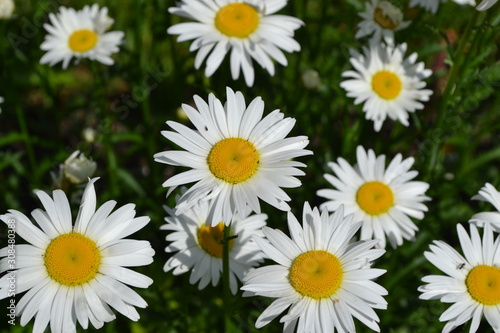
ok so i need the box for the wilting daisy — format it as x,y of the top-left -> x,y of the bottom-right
409,0 -> 475,14
0,0 -> 14,19
0,178 -> 154,332
241,203 -> 388,332
40,4 -> 124,69
154,87 -> 311,226
356,0 -> 410,42
469,183 -> 500,232
340,40 -> 433,131
162,188 -> 267,294
477,0 -> 498,10
168,0 -> 303,86
317,146 -> 430,249
52,150 -> 98,191
419,223 -> 500,333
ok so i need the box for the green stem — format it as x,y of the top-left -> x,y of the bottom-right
425,10 -> 481,179
90,63 -> 118,197
222,223 -> 232,332
15,105 -> 37,183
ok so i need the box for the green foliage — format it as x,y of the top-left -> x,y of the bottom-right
0,0 -> 499,332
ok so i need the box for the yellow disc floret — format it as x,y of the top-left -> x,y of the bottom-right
44,233 -> 101,286
197,222 -> 234,258
215,3 -> 259,38
356,181 -> 394,216
289,250 -> 343,299
207,138 -> 259,184
466,265 -> 500,305
373,7 -> 398,30
68,29 -> 98,52
371,71 -> 402,100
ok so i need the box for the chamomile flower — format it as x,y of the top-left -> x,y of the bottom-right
469,183 -> 500,232
409,0 -> 475,14
154,87 -> 311,226
0,0 -> 14,19
0,178 -> 154,332
340,40 -> 433,131
477,0 -> 498,10
317,146 -> 430,249
167,0 -> 303,86
356,0 -> 410,42
40,4 -> 124,69
419,223 -> 500,333
162,189 -> 267,294
62,151 -> 97,185
241,203 -> 388,332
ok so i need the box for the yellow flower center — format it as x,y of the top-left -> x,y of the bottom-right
289,250 -> 343,299
215,3 -> 259,38
356,181 -> 394,216
68,29 -> 98,52
44,233 -> 101,286
371,71 -> 403,100
373,7 -> 398,30
207,138 -> 259,184
466,265 -> 500,305
197,223 -> 234,258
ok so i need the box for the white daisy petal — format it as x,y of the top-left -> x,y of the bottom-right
242,202 -> 387,332
168,0 -> 303,87
420,223 -> 500,332
161,189 -> 267,294
0,179 -> 154,331
317,145 -> 430,249
340,40 -> 432,131
39,5 -> 124,68
470,183 -> 500,232
156,88 -> 311,224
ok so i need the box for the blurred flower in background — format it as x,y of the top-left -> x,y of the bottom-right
356,0 -> 410,42
409,0 -> 475,14
0,0 -> 14,19
40,4 -> 124,69
0,96 -> 4,114
167,0 -> 303,86
301,69 -> 322,90
477,0 -> 498,10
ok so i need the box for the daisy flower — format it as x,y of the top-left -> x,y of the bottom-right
241,203 -> 388,332
0,178 -> 154,332
167,0 -> 303,86
40,4 -> 124,69
317,146 -> 430,249
469,183 -> 500,232
419,223 -> 500,333
340,40 -> 433,131
409,0 -> 475,14
162,188 -> 267,294
477,0 -> 498,10
0,0 -> 14,19
154,87 -> 312,226
356,0 -> 410,42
